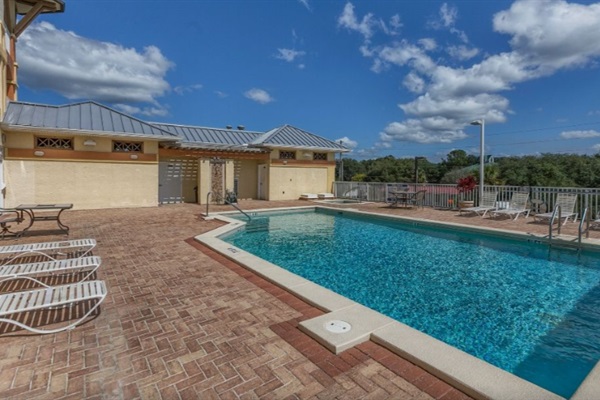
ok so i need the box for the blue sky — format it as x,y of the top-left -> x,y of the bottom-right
15,0 -> 600,161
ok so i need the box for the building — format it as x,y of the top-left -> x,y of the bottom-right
2,101 -> 348,209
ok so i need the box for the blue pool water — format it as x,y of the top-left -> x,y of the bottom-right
223,209 -> 600,397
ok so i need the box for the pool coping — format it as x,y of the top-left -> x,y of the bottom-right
198,205 -> 600,400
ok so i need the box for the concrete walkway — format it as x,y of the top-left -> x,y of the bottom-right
1,200 -> 592,399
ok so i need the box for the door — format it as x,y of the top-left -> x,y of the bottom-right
159,161 -> 183,204
257,164 -> 267,200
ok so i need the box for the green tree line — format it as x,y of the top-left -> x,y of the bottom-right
337,150 -> 600,187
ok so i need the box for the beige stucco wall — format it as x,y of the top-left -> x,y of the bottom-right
5,132 -> 158,154
238,159 -> 259,199
268,166 -> 330,200
4,160 -> 158,210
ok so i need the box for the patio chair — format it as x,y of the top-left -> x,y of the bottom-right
0,256 -> 102,286
459,191 -> 498,217
532,193 -> 578,225
0,208 -> 24,238
491,192 -> 531,220
405,190 -> 427,209
0,280 -> 107,334
0,239 -> 96,266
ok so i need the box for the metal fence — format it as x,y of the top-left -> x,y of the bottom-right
333,181 -> 600,217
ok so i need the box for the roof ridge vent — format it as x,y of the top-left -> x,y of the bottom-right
226,125 -> 232,129
237,125 -> 245,130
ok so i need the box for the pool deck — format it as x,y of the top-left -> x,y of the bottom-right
0,200 -> 598,399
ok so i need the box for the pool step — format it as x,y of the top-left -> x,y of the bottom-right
245,220 -> 271,233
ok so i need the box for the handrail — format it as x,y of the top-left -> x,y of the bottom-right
579,207 -> 589,245
549,204 -> 561,242
226,201 -> 252,221
206,191 -> 212,217
205,190 -> 252,221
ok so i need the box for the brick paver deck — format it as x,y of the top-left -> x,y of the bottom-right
0,200 -> 594,399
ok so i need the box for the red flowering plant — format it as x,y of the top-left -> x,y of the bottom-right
456,175 -> 477,194
456,175 -> 477,207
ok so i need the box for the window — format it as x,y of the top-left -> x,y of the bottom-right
279,151 -> 296,160
35,137 -> 73,149
113,141 -> 143,152
313,152 -> 327,161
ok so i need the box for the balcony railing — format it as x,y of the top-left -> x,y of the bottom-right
333,181 -> 600,218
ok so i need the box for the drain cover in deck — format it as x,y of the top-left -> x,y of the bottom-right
325,320 -> 352,333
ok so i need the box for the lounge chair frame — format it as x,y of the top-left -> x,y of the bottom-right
459,191 -> 498,217
0,280 -> 107,334
0,239 -> 96,266
533,193 -> 578,225
0,256 -> 101,286
491,192 -> 531,220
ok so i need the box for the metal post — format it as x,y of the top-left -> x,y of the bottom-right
470,119 -> 485,204
338,140 -> 344,181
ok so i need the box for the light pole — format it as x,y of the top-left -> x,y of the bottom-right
470,119 -> 485,203
414,156 -> 426,189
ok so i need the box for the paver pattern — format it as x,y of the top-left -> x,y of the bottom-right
0,199 -> 592,399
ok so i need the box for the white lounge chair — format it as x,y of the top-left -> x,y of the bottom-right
459,191 -> 498,217
0,239 -> 96,266
533,193 -> 578,225
491,192 -> 530,220
0,256 -> 101,285
0,280 -> 107,334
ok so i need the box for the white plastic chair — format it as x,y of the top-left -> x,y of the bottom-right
0,280 -> 107,334
0,239 -> 96,266
0,256 -> 101,285
491,192 -> 531,220
460,191 -> 498,217
533,193 -> 578,225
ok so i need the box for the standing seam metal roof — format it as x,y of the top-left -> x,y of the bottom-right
251,124 -> 348,151
3,101 -> 177,139
3,101 -> 349,152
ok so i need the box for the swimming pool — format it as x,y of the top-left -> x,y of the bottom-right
221,208 -> 600,398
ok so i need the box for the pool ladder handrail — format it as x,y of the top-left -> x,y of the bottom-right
205,191 -> 252,221
578,207 -> 590,246
548,204 -> 561,243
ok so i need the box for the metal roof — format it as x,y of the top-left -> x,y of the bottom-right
252,125 -> 349,152
2,101 -> 177,140
152,123 -> 269,153
3,101 -> 349,152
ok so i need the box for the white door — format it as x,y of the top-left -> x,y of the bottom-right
257,164 -> 267,200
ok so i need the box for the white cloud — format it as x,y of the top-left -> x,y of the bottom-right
447,45 -> 479,61
338,2 -> 376,39
593,144 -> 600,151
244,88 -> 274,104
275,48 -> 306,63
114,103 -> 168,117
493,0 -> 600,70
335,136 -> 358,149
439,3 -> 458,27
214,90 -> 228,98
560,130 -> 600,139
339,0 -> 600,148
173,84 -> 203,95
18,22 -> 173,105
298,0 -> 311,11
380,117 -> 468,144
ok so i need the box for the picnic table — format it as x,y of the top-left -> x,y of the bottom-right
16,203 -> 73,235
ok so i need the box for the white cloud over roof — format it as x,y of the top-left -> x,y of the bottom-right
18,22 -> 173,108
244,88 -> 275,104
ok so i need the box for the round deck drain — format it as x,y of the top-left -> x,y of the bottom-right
325,320 -> 352,333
